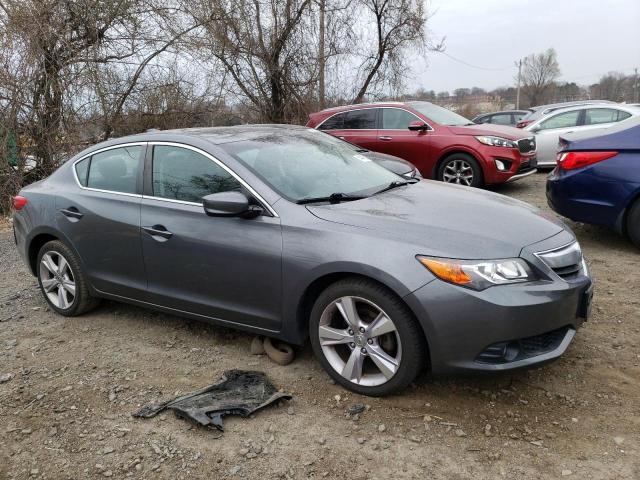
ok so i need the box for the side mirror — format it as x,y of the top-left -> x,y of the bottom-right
202,191 -> 263,218
408,120 -> 430,132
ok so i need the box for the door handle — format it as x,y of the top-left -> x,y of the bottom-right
142,225 -> 173,240
60,207 -> 83,220
378,136 -> 393,141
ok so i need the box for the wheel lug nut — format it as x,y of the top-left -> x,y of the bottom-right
359,327 -> 365,333
360,347 -> 367,354
350,342 -> 355,348
367,338 -> 373,345
348,329 -> 353,335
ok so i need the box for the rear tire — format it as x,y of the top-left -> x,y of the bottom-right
436,153 -> 484,187
627,199 -> 640,249
309,278 -> 427,396
36,240 -> 100,316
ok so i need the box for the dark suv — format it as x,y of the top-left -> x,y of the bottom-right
307,101 -> 537,187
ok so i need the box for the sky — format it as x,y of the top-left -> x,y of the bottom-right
407,0 -> 640,93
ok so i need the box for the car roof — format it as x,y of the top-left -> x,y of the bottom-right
314,102 -> 407,115
530,99 -> 615,112
114,124 -> 313,146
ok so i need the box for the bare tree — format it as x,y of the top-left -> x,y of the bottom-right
351,0 -> 440,103
191,0 -> 317,123
520,48 -> 561,107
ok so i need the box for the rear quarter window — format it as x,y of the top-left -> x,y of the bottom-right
74,158 -> 89,186
318,113 -> 345,130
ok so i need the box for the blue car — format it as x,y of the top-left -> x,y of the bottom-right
546,116 -> 640,249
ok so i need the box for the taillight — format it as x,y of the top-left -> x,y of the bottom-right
12,196 -> 28,211
557,151 -> 618,171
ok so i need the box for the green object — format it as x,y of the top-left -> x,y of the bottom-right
6,132 -> 18,167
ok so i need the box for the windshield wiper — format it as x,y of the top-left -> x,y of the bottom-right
372,180 -> 414,195
296,192 -> 367,205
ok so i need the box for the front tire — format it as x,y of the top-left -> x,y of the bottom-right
437,153 -> 483,187
37,240 -> 99,316
309,278 -> 427,396
627,198 -> 640,249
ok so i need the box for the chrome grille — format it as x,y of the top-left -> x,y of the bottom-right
535,242 -> 583,280
517,137 -> 536,154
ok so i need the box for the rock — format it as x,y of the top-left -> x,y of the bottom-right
530,441 -> 543,447
287,406 -> 295,415
230,465 -> 241,475
613,436 -> 625,446
21,428 -> 32,435
246,452 -> 257,459
484,424 -> 492,436
239,448 -> 249,456
454,429 -> 466,437
317,437 -> 326,445
0,373 -> 13,383
102,446 -> 115,455
103,471 -> 113,477
29,469 -> 39,476
108,392 -> 117,402
346,404 -> 365,416
561,469 -> 572,476
378,424 -> 386,433
356,437 -> 366,444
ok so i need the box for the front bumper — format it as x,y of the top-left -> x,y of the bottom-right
481,147 -> 537,184
404,232 -> 592,374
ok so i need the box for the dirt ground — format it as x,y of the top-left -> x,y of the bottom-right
1,172 -> 639,480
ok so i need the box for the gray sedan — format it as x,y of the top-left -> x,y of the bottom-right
12,125 -> 593,396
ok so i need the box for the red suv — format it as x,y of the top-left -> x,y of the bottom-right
307,101 -> 537,187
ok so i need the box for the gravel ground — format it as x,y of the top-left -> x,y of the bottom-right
0,172 -> 639,480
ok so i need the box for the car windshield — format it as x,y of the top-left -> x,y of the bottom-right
407,101 -> 472,126
219,130 -> 401,202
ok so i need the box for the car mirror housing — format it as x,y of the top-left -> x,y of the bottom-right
408,120 -> 430,131
202,191 -> 262,218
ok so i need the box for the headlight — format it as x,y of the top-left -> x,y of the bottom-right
417,256 -> 535,290
475,136 -> 517,148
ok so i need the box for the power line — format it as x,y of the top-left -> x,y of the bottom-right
437,51 -> 513,72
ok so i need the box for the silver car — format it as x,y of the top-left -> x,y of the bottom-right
524,104 -> 640,166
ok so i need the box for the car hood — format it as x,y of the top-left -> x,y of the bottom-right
306,181 -> 566,259
447,123 -> 529,140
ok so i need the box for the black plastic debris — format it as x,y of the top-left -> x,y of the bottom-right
133,370 -> 292,431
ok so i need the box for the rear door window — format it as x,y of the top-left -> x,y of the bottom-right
86,146 -> 142,194
539,110 -> 581,130
584,108 -> 630,125
343,109 -> 377,129
152,145 -> 241,203
490,113 -> 512,125
381,108 -> 419,129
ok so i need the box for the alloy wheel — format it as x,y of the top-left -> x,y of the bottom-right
318,296 -> 402,387
39,251 -> 76,309
443,159 -> 474,186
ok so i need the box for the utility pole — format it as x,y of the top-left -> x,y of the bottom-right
634,67 -> 639,103
515,59 -> 522,109
318,0 -> 326,109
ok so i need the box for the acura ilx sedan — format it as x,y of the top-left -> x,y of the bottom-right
12,125 -> 593,396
